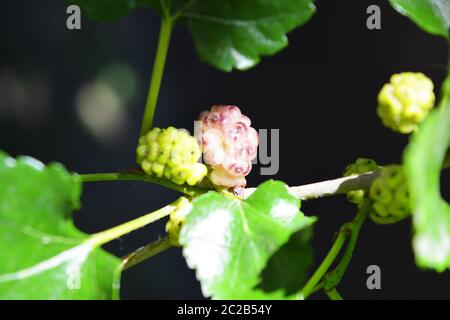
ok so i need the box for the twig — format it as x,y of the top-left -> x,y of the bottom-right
243,171 -> 380,200
245,155 -> 450,200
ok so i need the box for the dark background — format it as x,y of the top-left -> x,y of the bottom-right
1,0 -> 449,299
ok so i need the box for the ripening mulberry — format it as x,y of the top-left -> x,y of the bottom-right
343,158 -> 379,208
136,127 -> 207,186
369,165 -> 411,224
198,105 -> 259,189
377,72 -> 435,133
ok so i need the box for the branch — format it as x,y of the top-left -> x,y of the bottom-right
244,171 -> 380,200
82,170 -> 380,201
245,154 -> 450,200
82,154 -> 450,201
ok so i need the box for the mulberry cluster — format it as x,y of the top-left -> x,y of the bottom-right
343,158 -> 379,208
369,165 -> 411,224
136,127 -> 207,186
377,72 -> 435,133
198,105 -> 259,189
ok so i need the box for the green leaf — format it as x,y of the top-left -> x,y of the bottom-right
70,0 -> 315,71
179,180 -> 316,299
404,90 -> 450,271
178,0 -> 316,71
389,0 -> 450,38
0,152 -> 121,299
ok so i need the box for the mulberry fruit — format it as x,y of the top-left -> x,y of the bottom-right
198,105 -> 259,189
377,72 -> 435,133
136,127 -> 207,186
343,158 -> 379,208
369,165 -> 411,224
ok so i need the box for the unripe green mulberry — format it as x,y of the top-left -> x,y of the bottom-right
165,197 -> 192,247
377,72 -> 435,133
137,127 -> 207,186
343,158 -> 379,208
369,165 -> 411,224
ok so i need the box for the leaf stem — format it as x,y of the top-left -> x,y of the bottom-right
325,288 -> 343,300
300,228 -> 346,299
323,210 -> 366,292
309,282 -> 324,296
140,17 -> 173,136
89,198 -> 185,246
172,0 -> 197,20
301,210 -> 366,299
121,236 -> 173,271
